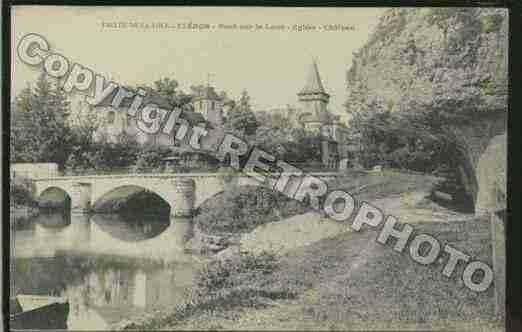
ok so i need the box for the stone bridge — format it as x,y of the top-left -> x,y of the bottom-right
31,172 -> 338,246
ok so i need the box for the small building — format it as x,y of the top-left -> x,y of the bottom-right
189,85 -> 235,127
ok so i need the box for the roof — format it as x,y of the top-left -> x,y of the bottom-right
97,87 -> 173,109
298,61 -> 330,96
95,87 -> 207,126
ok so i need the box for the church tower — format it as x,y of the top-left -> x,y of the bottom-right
297,61 -> 330,119
190,85 -> 224,127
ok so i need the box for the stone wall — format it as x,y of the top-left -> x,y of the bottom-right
448,113 -> 507,204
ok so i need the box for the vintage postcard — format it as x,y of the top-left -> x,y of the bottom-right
8,5 -> 508,331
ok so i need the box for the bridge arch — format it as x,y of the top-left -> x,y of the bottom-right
89,213 -> 170,241
37,186 -> 71,209
91,184 -> 171,213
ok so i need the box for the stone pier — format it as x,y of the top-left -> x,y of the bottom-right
165,178 -> 196,246
70,183 -> 92,214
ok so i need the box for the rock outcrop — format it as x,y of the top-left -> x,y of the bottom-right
345,8 -> 508,212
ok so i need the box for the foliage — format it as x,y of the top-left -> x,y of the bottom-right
288,128 -> 323,163
153,78 -> 193,108
193,251 -> 277,297
132,144 -> 172,172
125,215 -> 496,330
253,127 -> 323,164
225,90 -> 258,137
11,74 -> 200,175
70,99 -> 104,145
65,132 -> 139,174
351,108 -> 458,171
11,73 -> 73,168
253,126 -> 294,160
10,176 -> 36,206
195,185 -> 309,234
123,251 -> 282,330
255,110 -> 291,129
349,106 -> 473,203
312,219 -> 494,324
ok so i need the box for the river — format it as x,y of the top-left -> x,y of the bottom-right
10,209 -> 199,330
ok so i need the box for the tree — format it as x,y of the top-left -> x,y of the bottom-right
288,128 -> 323,163
11,73 -> 73,168
350,106 -> 460,172
11,89 -> 36,163
71,99 -> 104,146
255,110 -> 291,129
133,144 -> 171,172
153,77 -> 192,108
225,90 -> 258,137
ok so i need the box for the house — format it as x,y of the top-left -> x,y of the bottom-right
92,87 -> 220,145
90,87 -> 223,170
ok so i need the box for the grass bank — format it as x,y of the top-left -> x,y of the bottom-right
194,169 -> 440,235
123,215 -> 497,330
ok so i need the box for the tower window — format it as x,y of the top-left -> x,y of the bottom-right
199,101 -> 202,109
211,101 -> 215,110
108,111 -> 115,124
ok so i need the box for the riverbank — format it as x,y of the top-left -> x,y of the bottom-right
194,169 -> 443,235
120,213 -> 499,331
117,171 -> 501,331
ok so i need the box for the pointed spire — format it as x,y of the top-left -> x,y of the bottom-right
299,60 -> 328,95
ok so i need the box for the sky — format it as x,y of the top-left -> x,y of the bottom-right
11,6 -> 385,122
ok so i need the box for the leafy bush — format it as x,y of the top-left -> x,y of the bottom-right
350,108 -> 474,208
65,133 -> 139,174
254,127 -> 323,165
10,176 -> 36,206
351,109 -> 460,172
195,185 -> 309,234
133,145 -> 172,172
192,251 -> 277,298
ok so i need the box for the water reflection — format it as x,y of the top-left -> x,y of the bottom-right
90,213 -> 169,242
11,210 -> 198,330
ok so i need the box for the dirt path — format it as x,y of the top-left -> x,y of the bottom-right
239,191 -> 471,257
172,192 -> 479,331
174,227 -> 381,331
226,231 -> 381,330
370,191 -> 472,224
